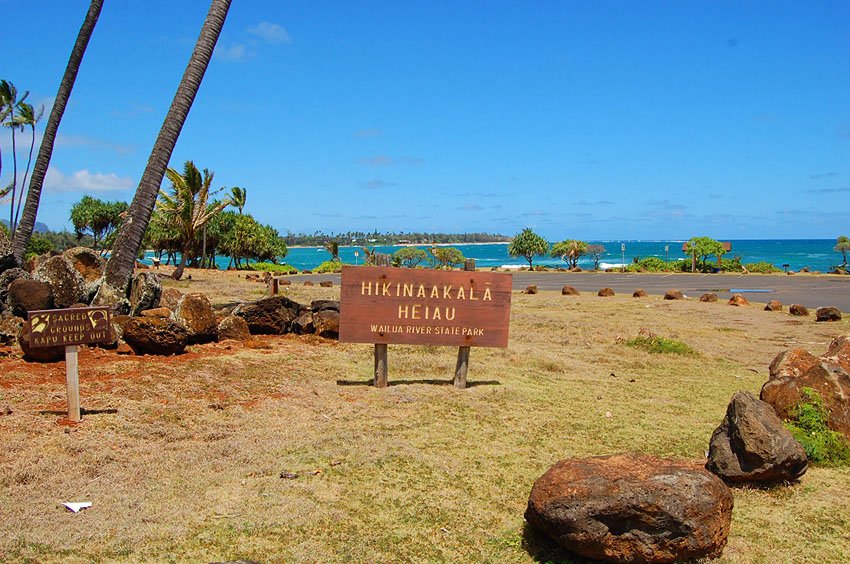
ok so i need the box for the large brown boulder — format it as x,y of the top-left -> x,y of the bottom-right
561,285 -> 579,296
18,323 -> 65,362
597,287 -> 615,297
172,292 -> 217,344
217,315 -> 251,341
63,247 -> 105,300
663,289 -> 684,300
761,336 -> 850,439
129,271 -> 162,316
815,306 -> 842,322
291,312 -> 315,334
159,287 -> 183,311
525,453 -> 733,563
0,268 -> 30,312
314,309 -> 340,339
90,280 -> 130,315
8,278 -> 54,318
0,314 -> 23,346
706,391 -> 807,485
33,255 -> 87,308
232,296 -> 305,335
122,317 -> 188,356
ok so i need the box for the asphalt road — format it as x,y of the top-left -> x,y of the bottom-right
291,271 -> 850,312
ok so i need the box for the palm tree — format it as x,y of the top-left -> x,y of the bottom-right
836,235 -> 850,269
230,186 -> 246,213
158,161 -> 231,280
13,102 -> 44,232
324,240 -> 340,261
105,0 -> 232,289
10,0 -> 104,267
0,80 -> 29,232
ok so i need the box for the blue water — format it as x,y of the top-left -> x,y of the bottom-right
142,239 -> 843,273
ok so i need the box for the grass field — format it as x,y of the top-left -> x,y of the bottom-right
1,269 -> 849,563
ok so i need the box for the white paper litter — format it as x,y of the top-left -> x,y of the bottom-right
62,502 -> 92,513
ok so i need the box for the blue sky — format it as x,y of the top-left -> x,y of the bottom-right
2,1 -> 848,240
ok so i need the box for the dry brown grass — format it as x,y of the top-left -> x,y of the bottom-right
1,269 -> 849,563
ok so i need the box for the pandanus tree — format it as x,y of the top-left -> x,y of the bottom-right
10,0 -> 104,267
105,0 -> 232,290
158,161 -> 231,280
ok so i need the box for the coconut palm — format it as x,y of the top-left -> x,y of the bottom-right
836,235 -> 850,268
324,240 -> 340,261
13,101 -> 44,231
230,186 -> 246,213
10,0 -> 104,267
105,0 -> 232,289
158,161 -> 231,280
0,80 -> 29,231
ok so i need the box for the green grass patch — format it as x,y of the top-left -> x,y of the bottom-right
785,388 -> 850,466
247,262 -> 298,274
625,335 -> 694,355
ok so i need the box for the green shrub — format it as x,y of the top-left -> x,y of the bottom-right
315,260 -> 343,274
248,262 -> 298,274
785,388 -> 850,466
744,261 -> 779,273
25,233 -> 54,259
625,335 -> 694,355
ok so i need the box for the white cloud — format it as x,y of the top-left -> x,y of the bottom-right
44,167 -> 134,193
247,22 -> 292,44
214,42 -> 251,62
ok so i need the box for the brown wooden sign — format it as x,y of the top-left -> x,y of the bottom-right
28,307 -> 113,348
339,266 -> 512,347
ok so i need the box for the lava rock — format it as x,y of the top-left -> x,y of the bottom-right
597,288 -> 615,297
789,304 -> 809,316
232,296 -> 305,335
217,315 -> 251,341
561,285 -> 579,296
172,292 -> 217,344
727,294 -> 749,307
706,391 -> 807,485
8,278 -> 54,318
664,289 -> 684,300
632,288 -> 647,298
122,317 -> 188,355
33,255 -> 87,308
129,271 -> 162,316
764,300 -> 783,312
525,453 -> 733,563
815,306 -> 842,322
700,293 -> 718,303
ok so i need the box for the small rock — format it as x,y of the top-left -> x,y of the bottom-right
815,306 -> 842,322
764,300 -> 783,312
303,281 -> 314,287
319,280 -> 333,288
597,288 -> 614,297
664,289 -> 684,300
728,294 -> 749,307
217,315 -> 251,341
700,292 -> 718,302
632,288 -> 647,298
280,472 -> 299,480
561,285 -> 579,296
523,285 -> 538,295
789,304 -> 809,316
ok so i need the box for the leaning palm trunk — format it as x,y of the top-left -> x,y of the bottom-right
10,0 -> 103,266
105,0 -> 231,290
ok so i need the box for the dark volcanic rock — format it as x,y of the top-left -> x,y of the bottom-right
761,336 -> 850,440
815,306 -> 842,322
525,453 -> 733,563
523,285 -> 538,295
706,391 -> 807,485
90,280 -> 131,315
122,317 -> 188,355
0,314 -> 23,346
129,271 -> 162,316
172,292 -> 217,344
291,312 -> 315,334
700,292 -> 718,303
561,285 -> 579,296
597,287 -> 614,297
664,289 -> 684,300
33,255 -> 87,308
232,296 -> 305,335
217,315 -> 251,341
0,268 -> 30,311
18,323 -> 65,362
159,287 -> 183,311
8,278 -> 54,318
314,309 -> 340,339
632,288 -> 647,298
311,300 -> 340,313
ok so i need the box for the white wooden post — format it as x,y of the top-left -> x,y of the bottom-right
65,345 -> 81,422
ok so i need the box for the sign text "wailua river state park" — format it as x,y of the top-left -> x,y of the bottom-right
339,266 -> 512,348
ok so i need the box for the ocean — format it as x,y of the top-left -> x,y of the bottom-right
143,239 -> 844,273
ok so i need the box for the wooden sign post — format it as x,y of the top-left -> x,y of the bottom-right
27,307 -> 113,422
339,265 -> 511,388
